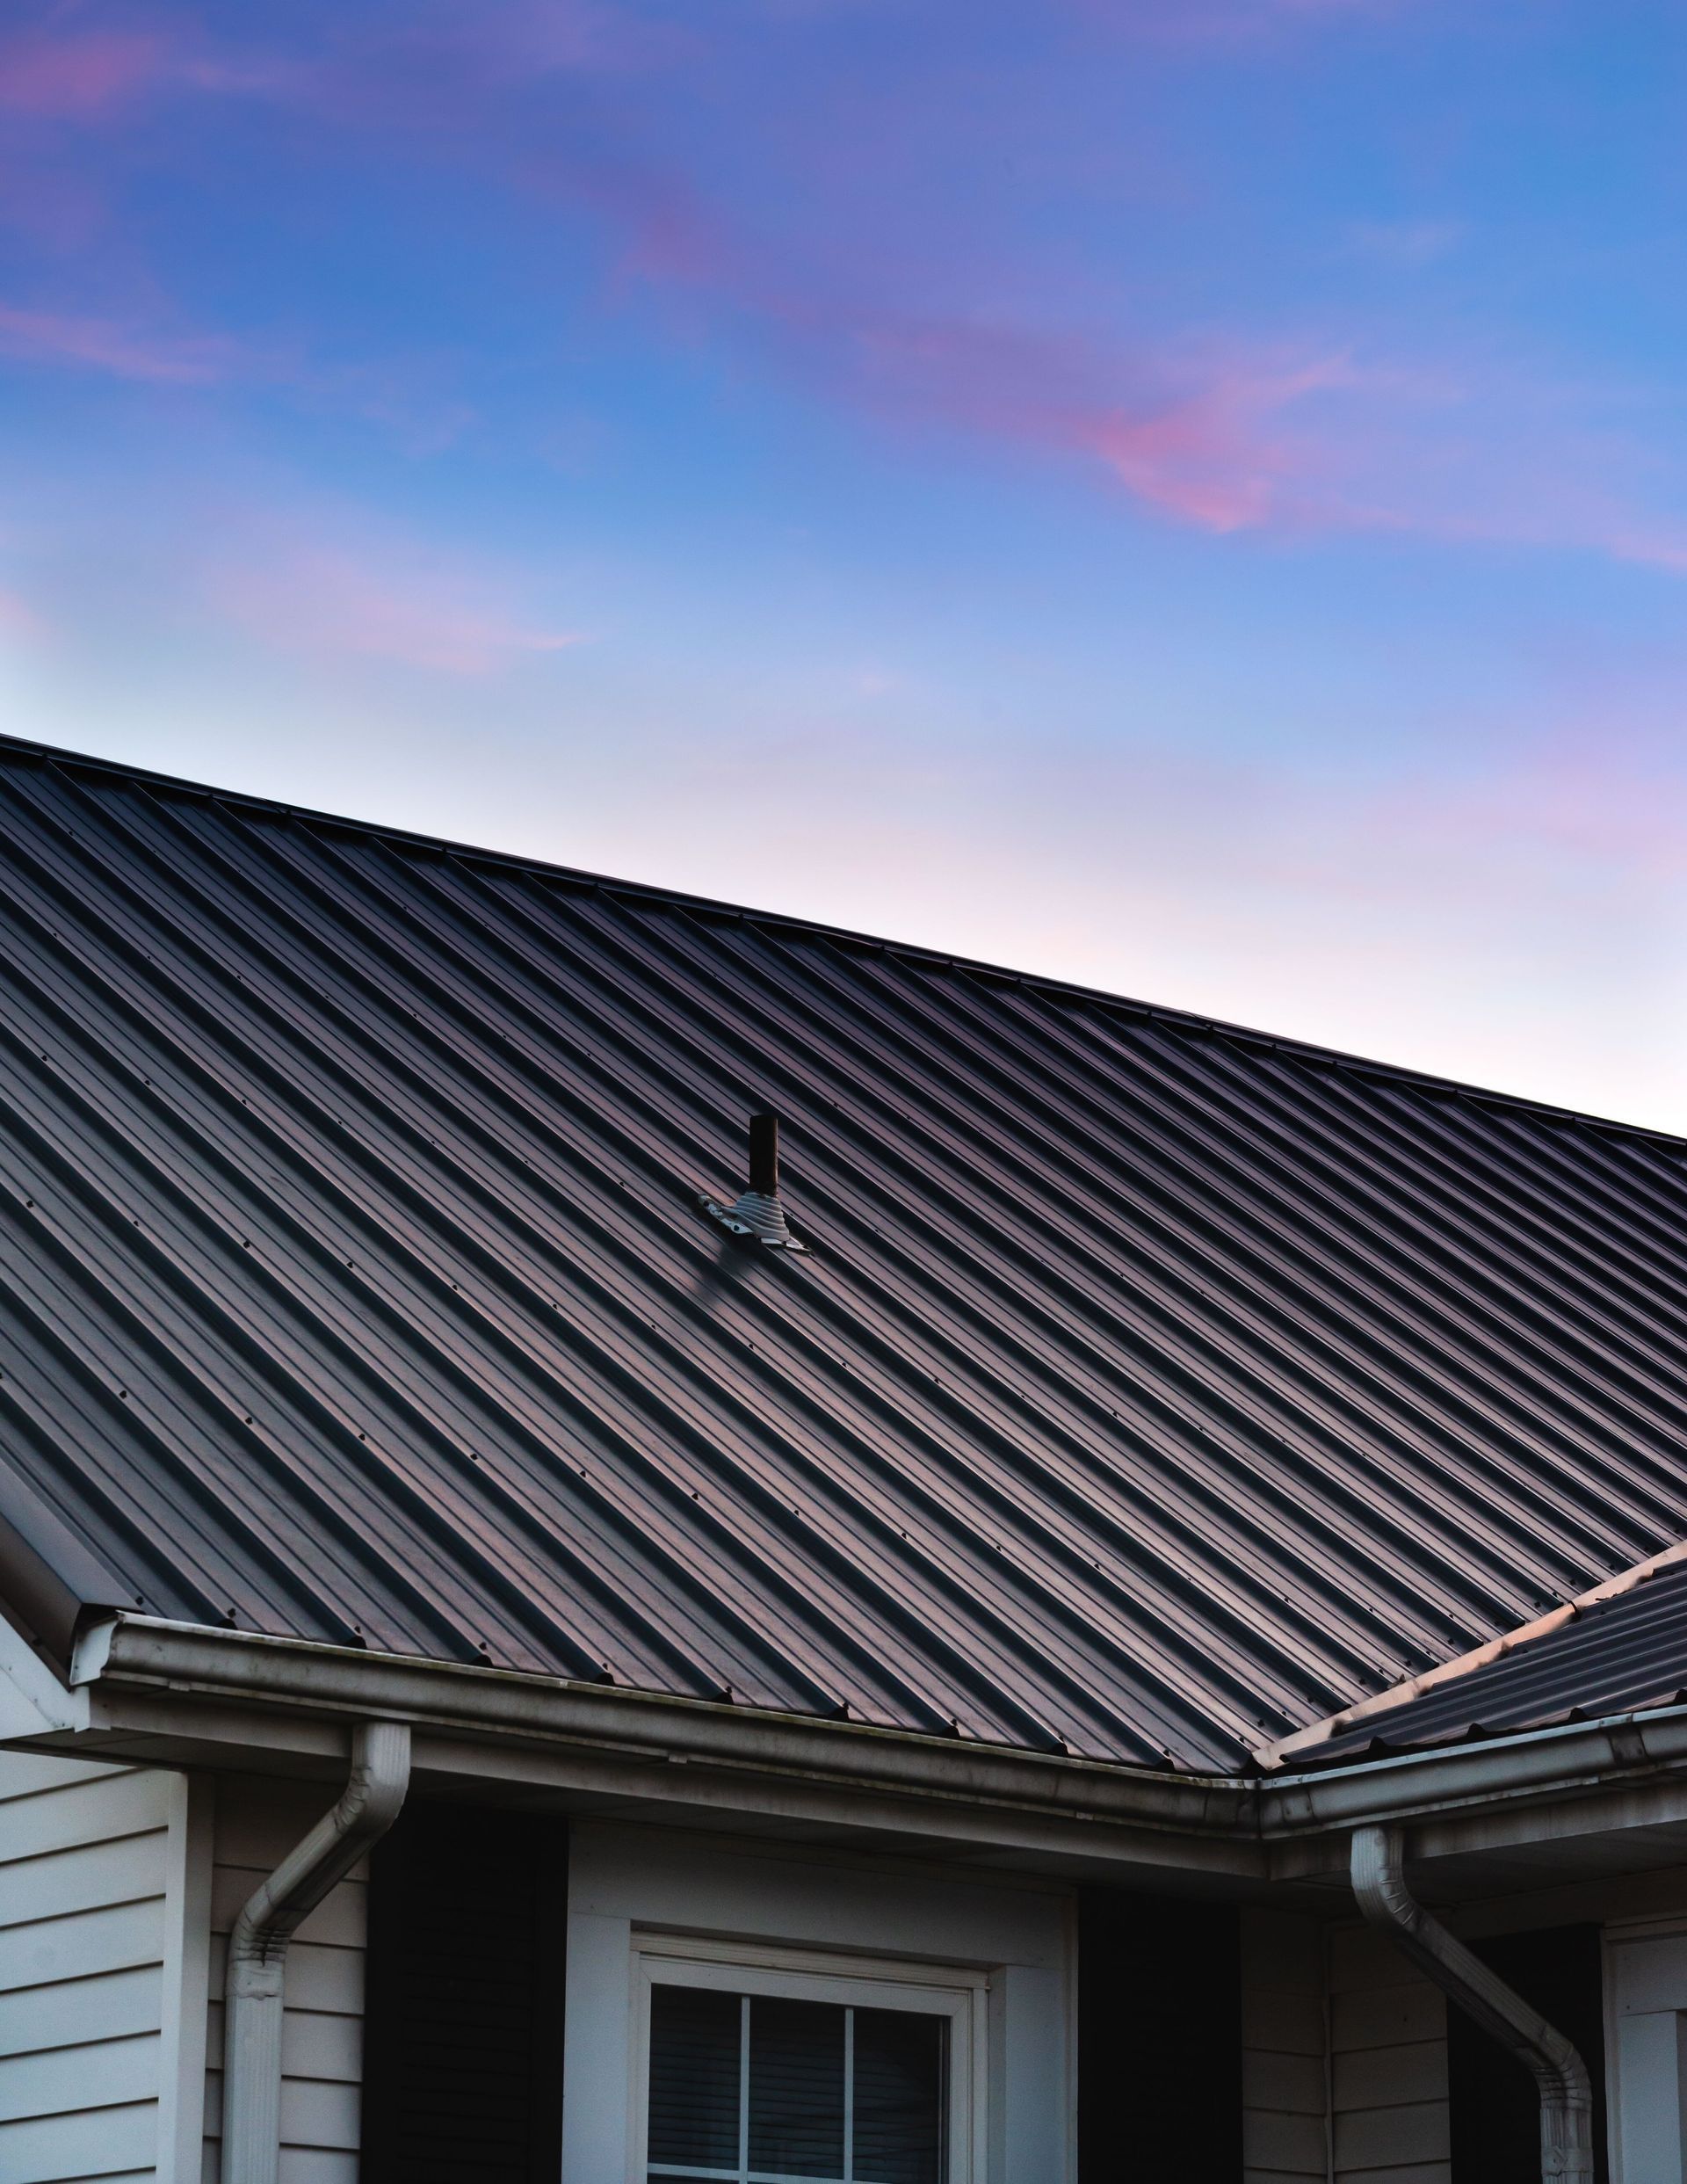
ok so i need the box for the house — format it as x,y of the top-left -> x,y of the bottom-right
3,729 -> 1687,2183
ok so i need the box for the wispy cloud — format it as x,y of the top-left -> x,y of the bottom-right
1069,0 -> 1416,43
573,162 -> 1687,568
204,519 -> 583,673
0,25 -> 167,117
821,310 -> 1355,529
176,2 -> 691,135
1343,218 -> 1465,267
0,301 -> 250,383
0,585 -> 44,637
7,0 -> 1683,588
498,89 -> 1687,573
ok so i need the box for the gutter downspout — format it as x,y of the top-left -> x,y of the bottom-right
221,1720 -> 410,2184
1350,1825 -> 1594,2184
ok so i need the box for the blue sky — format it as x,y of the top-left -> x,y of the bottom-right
4,0 -> 1687,1126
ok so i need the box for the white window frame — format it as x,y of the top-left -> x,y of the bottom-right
630,1931 -> 989,2184
1605,1913 -> 1687,2183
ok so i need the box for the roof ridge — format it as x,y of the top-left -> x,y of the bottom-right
5,727 -> 1683,1150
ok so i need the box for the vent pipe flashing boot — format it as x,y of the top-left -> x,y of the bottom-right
700,1113 -> 807,1252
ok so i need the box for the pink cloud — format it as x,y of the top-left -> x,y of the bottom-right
823,314 -> 1687,568
11,4 -> 1673,586
829,312 -> 1357,529
0,295 -> 480,453
112,12 -> 1452,545
503,142 -> 1329,528
521,126 -> 1687,572
506,149 -> 1415,541
572,179 -> 1351,533
1083,395 -> 1302,531
0,586 -> 44,637
1080,0 -> 1413,28
0,301 -> 249,383
206,533 -> 583,674
636,207 -> 1687,567
179,3 -> 693,140
0,28 -> 166,117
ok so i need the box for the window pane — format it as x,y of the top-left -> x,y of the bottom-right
748,1997 -> 846,2177
649,1984 -> 742,2170
852,2008 -> 945,2184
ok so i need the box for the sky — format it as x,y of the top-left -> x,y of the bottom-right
4,1 -> 1687,1130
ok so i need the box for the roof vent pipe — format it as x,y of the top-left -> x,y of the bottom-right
749,1112 -> 779,1198
1350,1825 -> 1594,2184
699,1113 -> 807,1252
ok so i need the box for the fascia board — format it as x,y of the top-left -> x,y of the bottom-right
68,1616 -> 1687,1862
56,1697 -> 1265,1883
77,1614 -> 1255,1839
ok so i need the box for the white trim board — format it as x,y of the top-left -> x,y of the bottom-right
1606,1914 -> 1687,2184
562,1823 -> 1072,2184
0,1614 -> 83,1740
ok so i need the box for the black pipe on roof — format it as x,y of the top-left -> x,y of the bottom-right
749,1114 -> 779,1198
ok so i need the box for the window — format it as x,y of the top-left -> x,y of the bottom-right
634,1940 -> 984,2184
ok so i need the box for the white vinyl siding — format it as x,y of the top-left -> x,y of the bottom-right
1242,1907 -> 1329,2183
202,1778 -> 366,2184
0,1750 -> 206,2184
1242,1908 -> 1456,2184
1329,1922 -> 1450,2184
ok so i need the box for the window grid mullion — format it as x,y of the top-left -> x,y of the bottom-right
843,2006 -> 855,2184
739,1995 -> 752,2184
650,1975 -> 950,2184
648,2172 -> 851,2183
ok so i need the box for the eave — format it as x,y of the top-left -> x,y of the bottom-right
13,1614 -> 1687,1904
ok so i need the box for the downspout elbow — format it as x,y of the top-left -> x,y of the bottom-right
1350,1824 -> 1593,2183
222,1720 -> 411,2184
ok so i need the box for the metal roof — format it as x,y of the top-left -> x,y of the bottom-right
3,733 -> 1687,1773
1287,1552 -> 1687,1766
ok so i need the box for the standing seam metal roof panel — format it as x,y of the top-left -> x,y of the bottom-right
1297,1557 -> 1687,1763
3,733 -> 1687,1770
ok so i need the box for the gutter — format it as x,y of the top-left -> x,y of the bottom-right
75,1616 -> 1253,1838
1263,1705 -> 1687,1834
1352,1825 -> 1594,2183
222,1719 -> 409,2184
66,1614 -> 1687,1847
